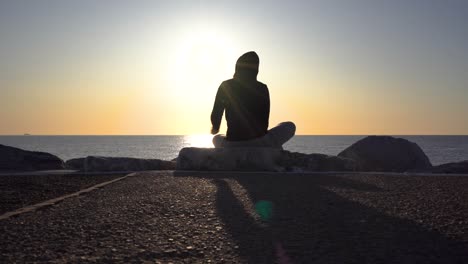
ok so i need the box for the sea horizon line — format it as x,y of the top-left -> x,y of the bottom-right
1,134 -> 467,137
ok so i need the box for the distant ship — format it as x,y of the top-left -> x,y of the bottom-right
23,133 -> 31,136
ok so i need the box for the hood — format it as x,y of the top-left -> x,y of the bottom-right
233,51 -> 259,82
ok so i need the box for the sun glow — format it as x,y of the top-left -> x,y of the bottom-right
161,26 -> 239,134
167,28 -> 237,96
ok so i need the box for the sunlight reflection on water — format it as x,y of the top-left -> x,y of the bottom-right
184,134 -> 215,148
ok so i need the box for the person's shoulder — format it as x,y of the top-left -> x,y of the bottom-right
219,79 -> 235,87
256,81 -> 269,91
222,79 -> 236,85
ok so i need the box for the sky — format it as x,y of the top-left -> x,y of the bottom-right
1,0 -> 467,135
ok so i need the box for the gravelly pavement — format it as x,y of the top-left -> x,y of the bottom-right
0,174 -> 124,214
1,171 -> 468,263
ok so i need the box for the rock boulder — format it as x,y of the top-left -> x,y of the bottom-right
431,160 -> 468,174
338,136 -> 432,172
0,144 -> 64,171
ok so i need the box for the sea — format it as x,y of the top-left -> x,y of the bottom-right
1,135 -> 467,166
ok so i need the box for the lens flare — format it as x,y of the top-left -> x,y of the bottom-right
255,200 -> 273,221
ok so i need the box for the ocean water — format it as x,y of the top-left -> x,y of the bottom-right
0,135 -> 467,165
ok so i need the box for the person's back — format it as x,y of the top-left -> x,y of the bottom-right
210,51 -> 295,148
212,78 -> 269,141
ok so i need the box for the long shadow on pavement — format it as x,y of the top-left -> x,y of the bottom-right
175,172 -> 468,263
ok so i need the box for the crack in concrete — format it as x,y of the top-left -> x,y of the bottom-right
0,173 -> 137,221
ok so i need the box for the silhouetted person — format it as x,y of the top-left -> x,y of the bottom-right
210,51 -> 295,148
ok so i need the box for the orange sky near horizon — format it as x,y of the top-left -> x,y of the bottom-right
1,1 -> 467,135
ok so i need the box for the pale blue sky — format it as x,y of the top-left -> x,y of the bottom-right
1,0 -> 467,134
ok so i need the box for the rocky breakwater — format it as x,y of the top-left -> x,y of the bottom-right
0,144 -> 175,173
2,136 -> 467,173
177,136 -> 467,173
0,144 -> 64,171
176,147 -> 356,172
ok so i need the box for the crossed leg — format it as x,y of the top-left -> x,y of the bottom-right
212,122 -> 296,148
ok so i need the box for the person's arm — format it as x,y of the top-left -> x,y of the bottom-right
263,85 -> 270,133
210,83 -> 225,134
266,85 -> 270,130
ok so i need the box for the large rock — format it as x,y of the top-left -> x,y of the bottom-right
338,136 -> 432,172
79,156 -> 176,172
176,147 -> 357,172
177,147 -> 282,171
431,160 -> 468,174
0,144 -> 64,171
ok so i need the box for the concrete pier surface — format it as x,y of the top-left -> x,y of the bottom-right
1,171 -> 468,263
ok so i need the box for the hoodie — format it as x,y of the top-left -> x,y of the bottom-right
210,51 -> 270,141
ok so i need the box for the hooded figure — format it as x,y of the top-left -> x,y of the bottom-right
210,51 -> 270,141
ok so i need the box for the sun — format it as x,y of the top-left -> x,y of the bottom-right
189,43 -> 218,68
168,29 -> 237,92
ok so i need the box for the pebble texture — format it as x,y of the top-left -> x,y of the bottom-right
1,171 -> 468,263
81,156 -> 176,172
0,175 -> 131,220
0,174 -> 123,214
